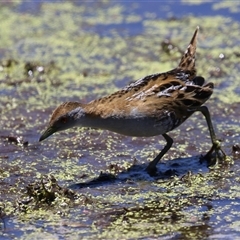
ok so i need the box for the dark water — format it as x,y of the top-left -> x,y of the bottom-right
0,1 -> 240,239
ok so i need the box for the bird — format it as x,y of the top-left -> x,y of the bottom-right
39,27 -> 226,175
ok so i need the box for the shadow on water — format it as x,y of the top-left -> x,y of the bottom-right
70,155 -> 208,189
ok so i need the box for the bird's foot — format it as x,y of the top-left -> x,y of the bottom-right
145,164 -> 158,176
200,139 -> 227,167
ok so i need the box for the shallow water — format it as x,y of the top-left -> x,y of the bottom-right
1,1 -> 240,239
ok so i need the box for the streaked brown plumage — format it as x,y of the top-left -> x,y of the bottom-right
39,27 -> 226,174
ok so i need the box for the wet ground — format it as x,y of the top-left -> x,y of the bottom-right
1,1 -> 240,239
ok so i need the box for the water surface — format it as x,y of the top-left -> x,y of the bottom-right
0,1 -> 240,239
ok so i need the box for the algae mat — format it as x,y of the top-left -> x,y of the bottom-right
0,1 -> 240,239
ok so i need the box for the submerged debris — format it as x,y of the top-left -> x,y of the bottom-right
232,144 -> 240,158
0,204 -> 7,230
1,135 -> 28,147
24,61 -> 57,81
17,175 -> 92,212
161,39 -> 183,56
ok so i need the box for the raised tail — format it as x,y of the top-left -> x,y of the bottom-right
178,26 -> 199,72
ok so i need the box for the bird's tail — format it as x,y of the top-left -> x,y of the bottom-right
178,26 -> 199,71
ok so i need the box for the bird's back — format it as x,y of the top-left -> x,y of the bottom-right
85,27 -> 213,124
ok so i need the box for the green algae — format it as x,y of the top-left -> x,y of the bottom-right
213,1 -> 240,13
0,1 -> 240,239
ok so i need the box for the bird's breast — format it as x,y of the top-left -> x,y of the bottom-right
83,113 -> 179,137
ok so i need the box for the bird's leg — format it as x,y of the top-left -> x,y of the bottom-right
146,133 -> 173,175
194,105 -> 226,166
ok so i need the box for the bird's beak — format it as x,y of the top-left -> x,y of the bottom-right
39,126 -> 56,142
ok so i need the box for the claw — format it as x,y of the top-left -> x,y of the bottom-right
201,140 -> 226,167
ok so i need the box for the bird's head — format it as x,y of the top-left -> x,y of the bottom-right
39,102 -> 85,141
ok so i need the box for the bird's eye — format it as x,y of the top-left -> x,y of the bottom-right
61,116 -> 67,124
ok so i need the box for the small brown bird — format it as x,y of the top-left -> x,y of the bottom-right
39,27 -> 225,174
